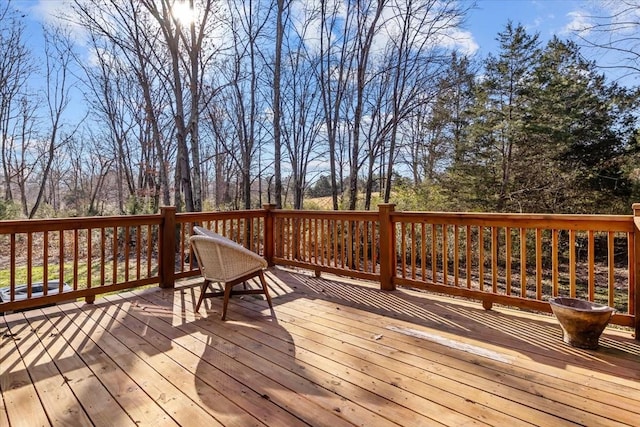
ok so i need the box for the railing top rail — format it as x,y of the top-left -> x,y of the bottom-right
176,210 -> 266,222
273,209 -> 379,220
392,211 -> 634,231
0,214 -> 162,233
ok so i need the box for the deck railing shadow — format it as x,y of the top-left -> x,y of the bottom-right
261,267 -> 640,383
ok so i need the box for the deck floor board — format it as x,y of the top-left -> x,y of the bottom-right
2,267 -> 639,427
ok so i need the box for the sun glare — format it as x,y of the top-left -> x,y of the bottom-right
172,1 -> 195,26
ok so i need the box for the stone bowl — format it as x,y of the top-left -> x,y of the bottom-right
549,297 -> 615,349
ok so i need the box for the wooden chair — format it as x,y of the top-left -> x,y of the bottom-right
189,234 -> 273,320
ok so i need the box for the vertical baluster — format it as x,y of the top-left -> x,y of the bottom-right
100,228 -> 106,286
60,230 -> 65,288
136,226 -> 142,280
147,224 -> 153,277
87,228 -> 93,289
466,225 -> 472,289
520,228 -> 527,297
453,225 -> 459,287
371,222 -> 380,273
627,231 -> 635,317
333,219 -> 338,268
401,222 -> 407,279
363,220 -> 369,272
492,227 -> 498,293
552,229 -> 558,297
588,230 -> 595,301
479,226 -> 484,292
124,226 -> 130,282
443,224 -> 448,286
410,222 -> 416,279
180,222 -> 186,272
27,232 -> 33,296
303,218 -> 308,262
608,231 -> 615,307
43,231 -> 49,291
74,229 -> 79,290
431,224 -> 437,282
506,227 -> 512,295
569,230 -> 576,297
112,227 -> 118,284
536,228 -> 542,300
421,222 -> 426,282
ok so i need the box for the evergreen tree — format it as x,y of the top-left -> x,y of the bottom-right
523,38 -> 635,213
462,22 -> 541,212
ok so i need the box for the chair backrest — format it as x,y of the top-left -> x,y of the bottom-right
193,226 -> 240,245
193,225 -> 218,238
190,235 -> 267,283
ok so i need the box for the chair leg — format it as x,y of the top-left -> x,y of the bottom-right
195,279 -> 210,312
221,281 -> 234,321
259,270 -> 273,310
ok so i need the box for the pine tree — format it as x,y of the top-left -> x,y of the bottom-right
462,22 -> 541,212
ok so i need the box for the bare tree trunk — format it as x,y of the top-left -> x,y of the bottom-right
0,5 -> 33,204
317,0 -> 356,210
273,0 -> 284,208
30,28 -> 75,218
348,0 -> 385,210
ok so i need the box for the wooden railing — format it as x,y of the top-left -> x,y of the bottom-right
1,204 -> 638,339
391,209 -> 636,328
0,212 -> 165,313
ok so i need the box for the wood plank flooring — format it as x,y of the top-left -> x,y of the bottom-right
2,267 -> 639,426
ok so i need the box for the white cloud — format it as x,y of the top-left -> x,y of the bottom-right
30,0 -> 88,44
439,28 -> 479,56
562,10 -> 593,36
290,0 -> 477,58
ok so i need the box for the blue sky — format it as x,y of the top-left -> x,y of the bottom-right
16,0 -> 618,65
9,0 -> 636,90
465,0 -> 584,55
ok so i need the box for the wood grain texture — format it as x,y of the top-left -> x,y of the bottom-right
2,267 -> 639,427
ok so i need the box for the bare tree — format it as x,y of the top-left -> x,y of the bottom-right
14,96 -> 39,217
272,0 -> 285,208
0,5 -> 36,203
222,0 -> 273,209
281,43 -> 324,209
73,0 -> 173,212
347,0 -> 386,210
380,0 -> 468,203
576,0 -> 640,81
29,27 -> 77,218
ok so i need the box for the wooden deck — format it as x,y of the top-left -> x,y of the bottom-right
2,267 -> 639,427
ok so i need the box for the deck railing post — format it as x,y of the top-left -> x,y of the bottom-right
263,204 -> 276,266
160,206 -> 176,289
378,203 -> 396,291
633,203 -> 640,340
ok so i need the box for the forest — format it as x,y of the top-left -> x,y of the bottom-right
0,0 -> 639,219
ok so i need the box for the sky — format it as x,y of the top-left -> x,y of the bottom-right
15,0 -> 625,73
463,0 -> 635,84
6,0 -> 636,112
465,0 -> 584,55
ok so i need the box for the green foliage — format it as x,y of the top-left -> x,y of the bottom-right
124,196 -> 157,215
442,23 -> 637,215
307,175 -> 334,198
0,199 -> 21,220
32,203 -> 61,219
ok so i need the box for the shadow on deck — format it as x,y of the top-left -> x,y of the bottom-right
2,266 -> 639,426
